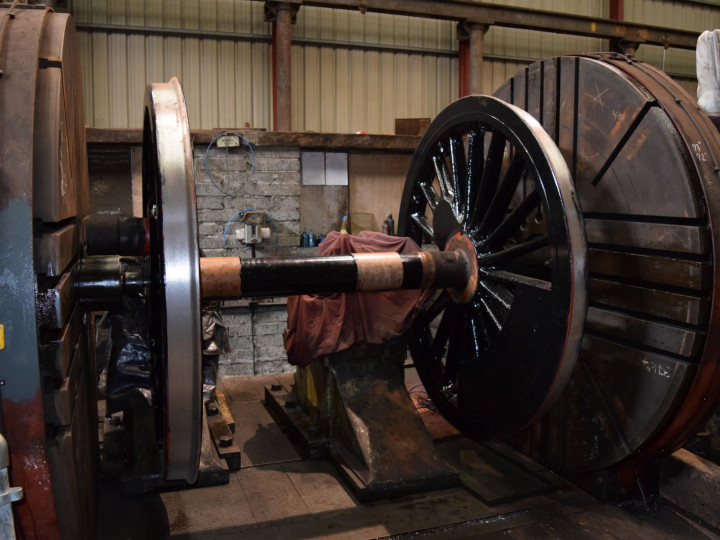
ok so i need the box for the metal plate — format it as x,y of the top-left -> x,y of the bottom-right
143,78 -> 202,483
496,55 -> 720,474
399,95 -> 587,439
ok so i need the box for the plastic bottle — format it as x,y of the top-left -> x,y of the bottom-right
308,231 -> 316,247
341,215 -> 349,234
301,231 -> 308,247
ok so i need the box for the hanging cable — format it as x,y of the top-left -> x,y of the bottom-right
204,131 -> 255,198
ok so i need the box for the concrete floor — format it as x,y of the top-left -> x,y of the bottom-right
98,371 -> 719,539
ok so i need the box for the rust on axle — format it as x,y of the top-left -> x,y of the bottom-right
199,248 -> 474,301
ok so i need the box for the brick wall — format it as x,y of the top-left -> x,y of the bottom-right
194,143 -> 308,376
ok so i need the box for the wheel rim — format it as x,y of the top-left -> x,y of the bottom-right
399,95 -> 587,440
143,78 -> 202,483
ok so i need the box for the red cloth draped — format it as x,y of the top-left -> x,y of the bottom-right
284,231 -> 431,366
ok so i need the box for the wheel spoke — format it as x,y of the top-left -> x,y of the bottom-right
444,308 -> 466,385
420,182 -> 439,211
482,190 -> 539,250
416,290 -> 451,327
478,235 -> 549,266
410,213 -> 434,242
427,306 -> 453,369
467,307 -> 487,357
432,142 -> 454,202
479,268 -> 552,291
479,296 -> 502,333
478,281 -> 513,311
469,130 -> 507,228
477,152 -> 526,236
449,136 -> 467,221
465,129 -> 485,223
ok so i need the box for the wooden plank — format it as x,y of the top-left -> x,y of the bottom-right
207,411 -> 241,471
33,222 -> 78,277
348,153 -> 412,233
86,126 -> 421,151
660,449 -> 720,531
196,409 -> 230,487
436,438 -> 555,506
395,117 -> 430,136
220,376 -> 265,401
215,387 -> 235,432
39,305 -> 83,378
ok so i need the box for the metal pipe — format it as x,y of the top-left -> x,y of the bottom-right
199,249 -> 472,299
257,0 -> 700,50
273,3 -> 293,132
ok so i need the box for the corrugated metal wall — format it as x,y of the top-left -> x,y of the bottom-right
625,0 -> 720,97
73,0 -> 712,132
75,0 -> 272,130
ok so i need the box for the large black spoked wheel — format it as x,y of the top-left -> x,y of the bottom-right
399,95 -> 587,439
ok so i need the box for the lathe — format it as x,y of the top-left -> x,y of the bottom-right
2,5 -> 720,538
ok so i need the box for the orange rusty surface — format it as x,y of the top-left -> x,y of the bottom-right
3,391 -> 60,540
353,252 -> 404,291
200,257 -> 243,298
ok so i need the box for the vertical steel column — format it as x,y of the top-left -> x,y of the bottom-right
468,22 -> 488,95
268,2 -> 296,132
457,22 -> 470,97
608,0 -> 635,56
459,21 -> 490,96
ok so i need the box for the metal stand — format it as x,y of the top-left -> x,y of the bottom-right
266,341 -> 458,501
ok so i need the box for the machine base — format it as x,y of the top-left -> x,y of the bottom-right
265,342 -> 459,501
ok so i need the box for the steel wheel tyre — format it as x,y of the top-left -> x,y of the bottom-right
143,78 -> 202,483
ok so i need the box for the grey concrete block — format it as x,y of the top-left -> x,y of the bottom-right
253,322 -> 285,336
224,322 -> 252,337
254,360 -> 293,375
199,235 -> 225,249
254,158 -> 301,172
198,222 -> 222,236
255,309 -> 288,323
263,209 -> 299,222
218,362 -> 255,378
197,197 -> 225,210
199,248 -> 226,257
240,171 -> 301,185
253,333 -> 283,347
256,148 -> 300,159
254,345 -> 287,359
195,182 -> 229,196
228,335 -> 253,350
